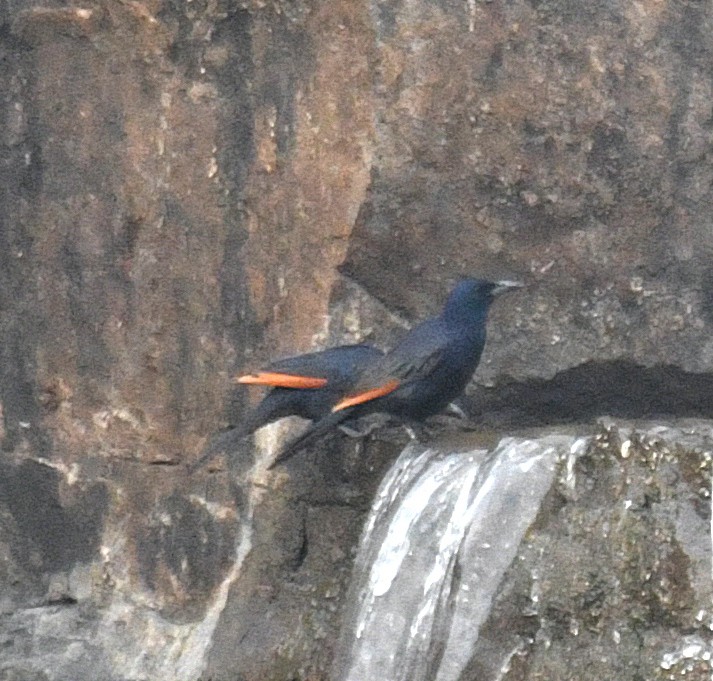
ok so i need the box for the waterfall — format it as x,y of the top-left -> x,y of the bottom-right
334,435 -> 577,681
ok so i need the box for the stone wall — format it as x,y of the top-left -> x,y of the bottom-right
0,1 -> 711,679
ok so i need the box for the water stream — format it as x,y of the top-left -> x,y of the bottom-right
334,435 -> 576,681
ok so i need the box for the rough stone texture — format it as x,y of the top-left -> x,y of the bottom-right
0,0 -> 711,679
467,421 -> 713,681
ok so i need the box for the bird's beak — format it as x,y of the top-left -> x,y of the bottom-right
492,280 -> 524,296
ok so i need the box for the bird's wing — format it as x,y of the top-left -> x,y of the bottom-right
235,345 -> 381,389
236,352 -> 332,388
333,323 -> 448,412
236,372 -> 328,389
236,350 -> 334,388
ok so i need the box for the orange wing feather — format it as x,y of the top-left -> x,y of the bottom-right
332,379 -> 400,412
235,372 -> 329,389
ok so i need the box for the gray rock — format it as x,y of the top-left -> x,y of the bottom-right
0,0 -> 711,679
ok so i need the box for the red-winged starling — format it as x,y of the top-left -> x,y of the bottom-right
188,343 -> 383,472
269,278 -> 522,469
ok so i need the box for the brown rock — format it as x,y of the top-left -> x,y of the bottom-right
0,0 -> 711,679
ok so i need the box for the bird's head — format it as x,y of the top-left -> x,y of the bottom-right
442,278 -> 522,325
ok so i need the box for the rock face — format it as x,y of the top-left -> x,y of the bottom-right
465,422 -> 713,681
0,0 -> 711,680
330,424 -> 712,681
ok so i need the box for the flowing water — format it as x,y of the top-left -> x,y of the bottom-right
334,435 -> 578,681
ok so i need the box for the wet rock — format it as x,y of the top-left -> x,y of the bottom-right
468,421 -> 712,681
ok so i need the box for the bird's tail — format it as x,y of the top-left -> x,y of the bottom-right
187,397 -> 286,473
186,424 -> 251,474
267,408 -> 354,470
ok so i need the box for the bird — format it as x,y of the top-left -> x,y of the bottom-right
268,278 -> 522,469
187,343 -> 384,472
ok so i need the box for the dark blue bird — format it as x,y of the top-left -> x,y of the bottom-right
269,278 -> 521,468
188,344 -> 383,472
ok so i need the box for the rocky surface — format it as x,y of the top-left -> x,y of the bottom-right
0,0 -> 711,680
466,421 -> 713,681
329,423 -> 712,681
